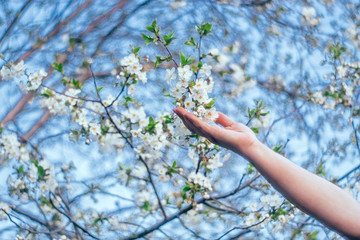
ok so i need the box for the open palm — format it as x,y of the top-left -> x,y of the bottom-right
173,107 -> 258,157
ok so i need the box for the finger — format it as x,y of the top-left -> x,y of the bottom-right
184,112 -> 214,136
173,107 -> 201,134
174,107 -> 218,141
182,116 -> 199,134
183,115 -> 218,141
173,107 -> 187,118
216,112 -> 235,128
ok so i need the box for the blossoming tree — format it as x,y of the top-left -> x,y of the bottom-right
0,0 -> 359,239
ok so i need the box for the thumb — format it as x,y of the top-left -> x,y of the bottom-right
216,112 -> 236,128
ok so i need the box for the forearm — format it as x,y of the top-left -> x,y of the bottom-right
242,140 -> 360,239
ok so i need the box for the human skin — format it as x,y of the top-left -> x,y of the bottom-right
173,106 -> 360,239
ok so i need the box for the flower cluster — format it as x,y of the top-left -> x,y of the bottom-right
0,133 -> 29,163
27,69 -> 47,90
188,171 -> 212,191
312,61 -> 359,110
0,60 -> 48,91
0,60 -> 25,80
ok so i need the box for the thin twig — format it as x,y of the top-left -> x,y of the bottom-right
89,65 -> 168,219
0,0 -> 34,46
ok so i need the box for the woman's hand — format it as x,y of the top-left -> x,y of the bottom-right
173,107 -> 259,158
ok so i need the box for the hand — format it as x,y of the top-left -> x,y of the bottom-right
173,107 -> 259,158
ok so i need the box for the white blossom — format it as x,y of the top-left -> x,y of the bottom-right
165,67 -> 176,85
198,63 -> 212,78
27,69 -> 47,91
178,65 -> 192,80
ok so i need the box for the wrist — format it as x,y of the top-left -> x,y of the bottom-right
235,137 -> 264,162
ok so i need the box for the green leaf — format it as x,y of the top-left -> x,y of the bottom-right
316,161 -> 325,176
52,62 -> 63,74
272,144 -> 283,153
247,163 -> 254,175
61,78 -> 70,86
142,34 -> 155,45
179,51 -> 194,66
92,218 -> 100,226
155,56 -> 168,68
329,43 -> 347,59
145,20 -> 159,34
18,166 -> 25,174
187,58 -> 195,65
172,161 -> 177,168
69,37 -> 78,48
82,61 -> 90,68
40,196 -> 50,205
124,96 -> 134,102
38,166 -> 45,178
41,89 -> 54,98
97,86 -> 103,92
205,98 -> 216,109
197,23 -> 212,37
188,80 -> 195,88
163,31 -> 175,46
180,51 -> 186,66
31,160 -> 39,167
251,127 -> 259,134
183,185 -> 191,192
101,125 -> 109,135
131,46 -> 141,55
164,115 -> 173,124
307,231 -> 318,240
142,201 -> 151,211
72,78 -> 82,89
184,37 -> 196,46
164,93 -> 175,98
145,116 -> 159,133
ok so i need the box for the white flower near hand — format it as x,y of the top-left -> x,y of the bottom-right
199,63 -> 212,78
202,107 -> 218,123
192,89 -> 208,104
193,78 -> 207,91
170,83 -> 186,100
165,67 -> 176,85
184,98 -> 195,110
178,65 -> 192,80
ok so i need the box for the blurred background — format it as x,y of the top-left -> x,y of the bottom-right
0,0 -> 359,239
